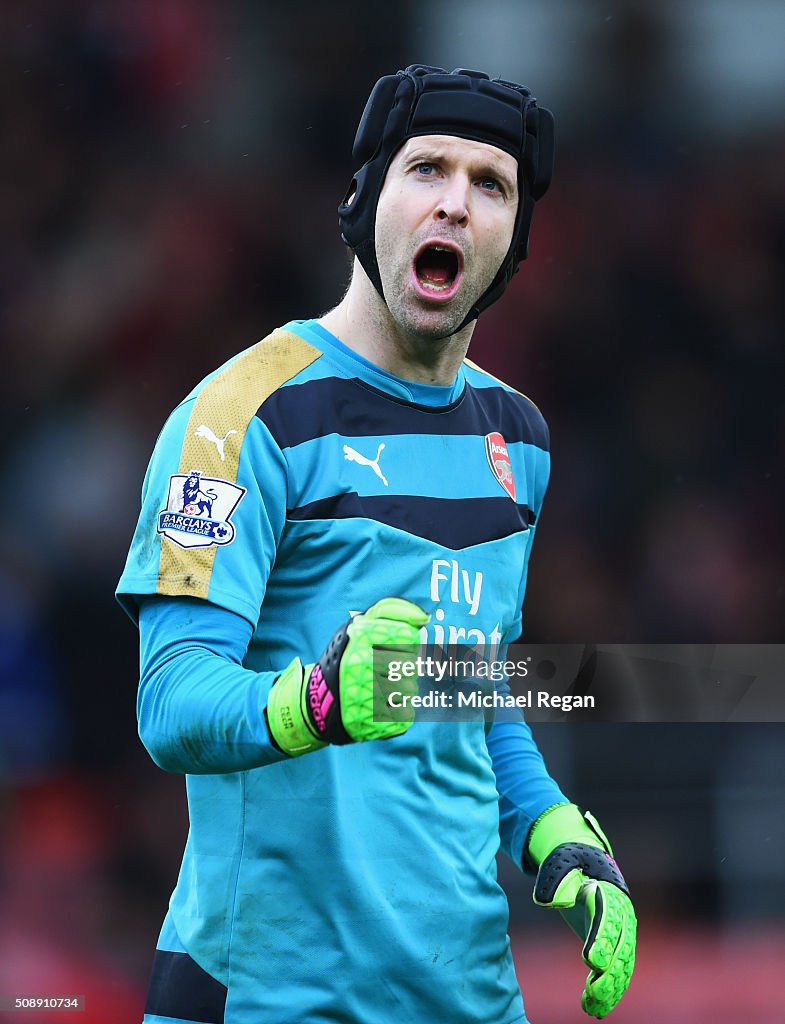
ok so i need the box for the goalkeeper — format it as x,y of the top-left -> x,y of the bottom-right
118,64 -> 636,1024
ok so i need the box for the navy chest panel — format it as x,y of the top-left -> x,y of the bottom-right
257,377 -> 547,551
258,376 -> 549,449
286,494 -> 534,549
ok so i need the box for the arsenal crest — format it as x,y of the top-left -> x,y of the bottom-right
484,432 -> 516,501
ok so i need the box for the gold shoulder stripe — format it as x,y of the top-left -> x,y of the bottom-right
157,329 -> 322,601
463,356 -> 543,415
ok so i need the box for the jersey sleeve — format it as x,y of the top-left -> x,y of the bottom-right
487,706 -> 568,867
506,415 -> 551,642
491,408 -> 563,862
137,595 -> 288,773
118,404 -> 291,773
116,399 -> 288,627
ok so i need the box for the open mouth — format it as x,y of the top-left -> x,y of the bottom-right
414,244 -> 462,296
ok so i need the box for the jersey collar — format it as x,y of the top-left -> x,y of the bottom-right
283,319 -> 466,408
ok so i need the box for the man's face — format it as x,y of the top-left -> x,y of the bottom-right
374,134 -> 519,339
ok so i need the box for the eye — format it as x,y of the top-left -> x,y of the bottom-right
478,176 -> 502,193
415,162 -> 436,176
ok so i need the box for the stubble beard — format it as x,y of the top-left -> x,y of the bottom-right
385,284 -> 470,340
376,237 -> 505,342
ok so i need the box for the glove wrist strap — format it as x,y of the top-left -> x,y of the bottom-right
526,802 -> 607,869
267,659 -> 327,757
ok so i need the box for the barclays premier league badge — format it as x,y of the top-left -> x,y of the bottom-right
484,432 -> 516,501
157,470 -> 246,549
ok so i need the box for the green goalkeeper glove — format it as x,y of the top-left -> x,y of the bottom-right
526,803 -> 637,1019
266,597 -> 429,757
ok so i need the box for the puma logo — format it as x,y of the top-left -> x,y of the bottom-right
343,443 -> 389,487
195,424 -> 238,462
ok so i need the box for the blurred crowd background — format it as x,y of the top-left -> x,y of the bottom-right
1,1 -> 783,1021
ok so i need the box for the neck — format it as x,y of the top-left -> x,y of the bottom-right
317,261 -> 476,386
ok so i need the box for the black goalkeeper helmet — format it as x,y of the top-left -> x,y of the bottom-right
338,64 -> 554,327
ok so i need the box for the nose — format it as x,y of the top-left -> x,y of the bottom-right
435,174 -> 470,227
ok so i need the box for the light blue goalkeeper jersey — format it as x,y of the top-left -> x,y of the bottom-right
117,320 -> 567,1024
